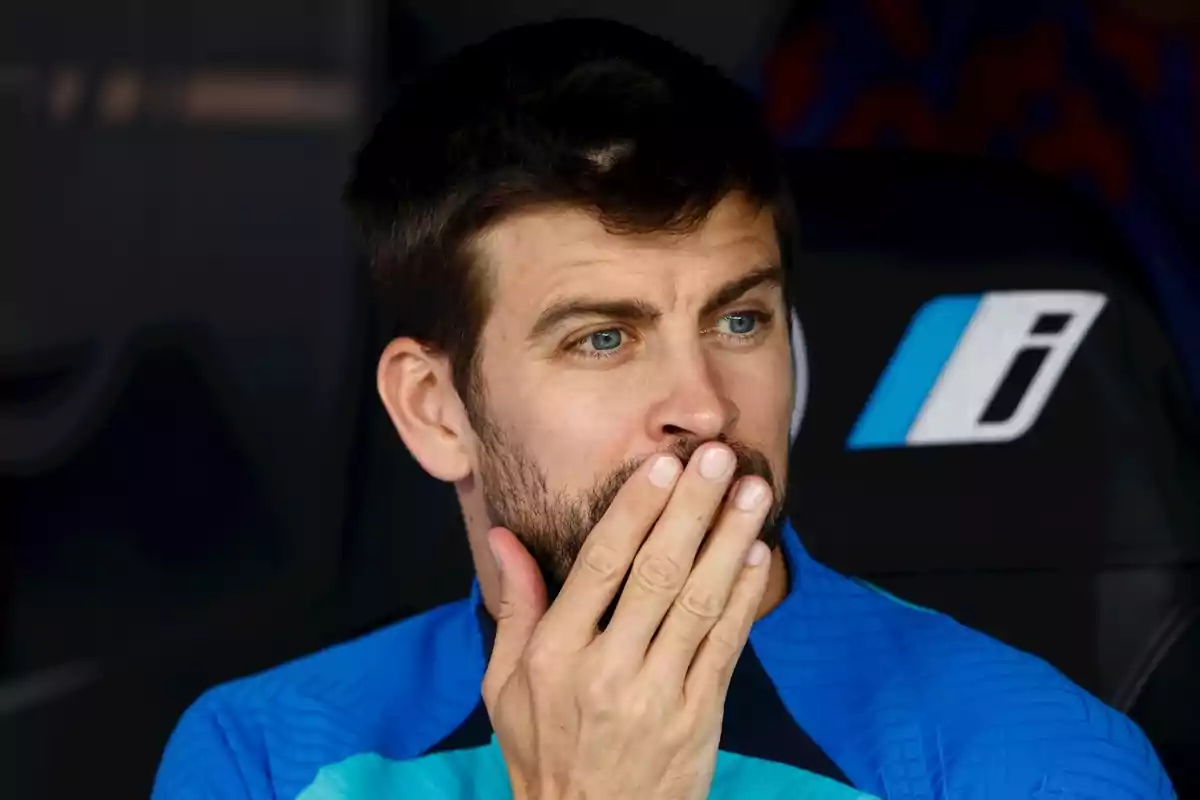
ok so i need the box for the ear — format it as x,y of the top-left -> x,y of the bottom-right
377,337 -> 473,482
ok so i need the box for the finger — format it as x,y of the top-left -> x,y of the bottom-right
643,476 -> 772,683
600,443 -> 737,656
481,526 -> 548,709
681,540 -> 771,705
536,453 -> 682,647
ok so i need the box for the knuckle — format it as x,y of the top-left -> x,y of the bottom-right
633,553 -> 688,594
579,652 -> 627,698
521,641 -> 558,678
578,541 -> 623,580
676,585 -> 724,621
480,672 -> 503,707
623,689 -> 661,723
580,670 -> 619,714
494,596 -> 520,622
705,625 -> 744,665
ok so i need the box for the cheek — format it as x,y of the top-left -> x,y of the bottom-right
720,347 -> 795,463
506,378 -> 648,491
729,372 -> 793,438
722,341 -> 795,422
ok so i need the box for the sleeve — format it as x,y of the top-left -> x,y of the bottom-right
1034,705 -> 1177,800
950,692 -> 1178,800
151,693 -> 258,800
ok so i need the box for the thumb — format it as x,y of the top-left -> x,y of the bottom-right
482,527 -> 548,700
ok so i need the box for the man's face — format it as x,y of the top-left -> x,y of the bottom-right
467,193 -> 794,596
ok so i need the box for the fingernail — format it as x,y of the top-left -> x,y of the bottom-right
649,455 -> 681,487
699,446 -> 733,480
735,480 -> 767,511
489,540 -> 503,571
746,541 -> 770,567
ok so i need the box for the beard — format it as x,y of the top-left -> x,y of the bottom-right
471,398 -> 787,611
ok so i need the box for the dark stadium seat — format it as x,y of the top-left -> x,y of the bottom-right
781,149 -> 1200,788
1114,593 -> 1200,796
1,4 -> 369,791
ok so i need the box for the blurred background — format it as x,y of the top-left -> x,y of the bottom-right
3,0 -> 1198,797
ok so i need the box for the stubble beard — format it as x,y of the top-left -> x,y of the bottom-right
469,392 -> 786,610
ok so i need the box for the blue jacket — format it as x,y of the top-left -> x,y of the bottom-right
153,521 -> 1174,799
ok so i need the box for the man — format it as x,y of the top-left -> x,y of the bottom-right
153,19 -> 1174,799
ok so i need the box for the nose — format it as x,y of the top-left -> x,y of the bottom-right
645,345 -> 738,441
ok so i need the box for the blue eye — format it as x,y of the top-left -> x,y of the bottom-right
567,328 -> 630,361
720,313 -> 758,335
587,330 -> 623,351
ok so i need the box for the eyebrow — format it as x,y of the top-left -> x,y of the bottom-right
528,263 -> 784,342
697,263 -> 785,320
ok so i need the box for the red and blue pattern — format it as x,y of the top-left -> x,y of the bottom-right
758,0 -> 1200,395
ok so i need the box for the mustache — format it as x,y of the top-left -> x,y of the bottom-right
666,436 -> 773,482
478,420 -> 786,623
585,435 -> 778,516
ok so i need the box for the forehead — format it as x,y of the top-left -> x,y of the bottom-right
473,193 -> 781,316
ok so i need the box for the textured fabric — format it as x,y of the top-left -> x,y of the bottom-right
153,522 -> 1175,799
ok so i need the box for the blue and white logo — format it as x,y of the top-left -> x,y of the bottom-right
847,291 -> 1107,449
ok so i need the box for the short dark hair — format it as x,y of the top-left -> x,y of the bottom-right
345,18 -> 791,397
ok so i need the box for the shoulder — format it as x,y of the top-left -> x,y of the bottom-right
860,581 -> 1176,798
152,598 -> 485,800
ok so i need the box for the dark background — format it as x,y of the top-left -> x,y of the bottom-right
3,1 -> 1197,797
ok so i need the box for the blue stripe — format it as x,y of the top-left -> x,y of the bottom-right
846,295 -> 981,449
296,739 -> 878,799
